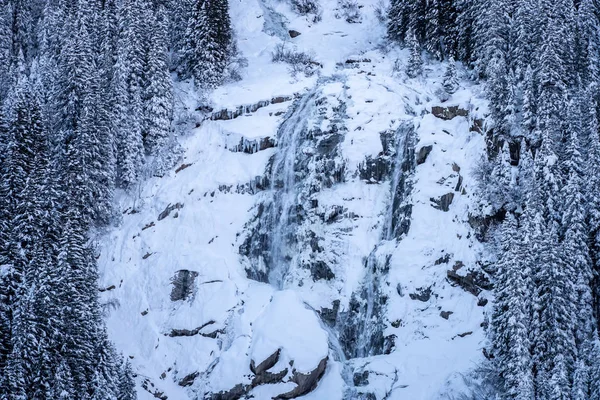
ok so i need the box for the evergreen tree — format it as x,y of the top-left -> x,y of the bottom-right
180,0 -> 233,87
118,360 -> 137,400
491,213 -> 534,399
442,57 -> 459,94
143,4 -> 173,156
405,30 -> 423,78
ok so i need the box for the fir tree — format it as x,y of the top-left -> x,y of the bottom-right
143,4 -> 173,156
181,0 -> 233,88
405,30 -> 423,78
442,57 -> 459,94
118,360 -> 137,400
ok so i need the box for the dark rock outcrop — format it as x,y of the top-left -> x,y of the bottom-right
276,357 -> 328,399
431,105 -> 469,120
359,155 -> 390,183
447,269 -> 493,296
170,270 -> 199,301
178,372 -> 199,387
208,95 -> 294,121
167,320 -> 218,337
289,30 -> 301,38
440,311 -> 453,320
416,145 -> 433,165
230,136 -> 276,154
319,300 -> 340,327
250,349 -> 281,374
209,352 -> 326,400
409,286 -> 433,302
353,370 -> 369,386
158,203 -> 184,221
431,193 -> 454,211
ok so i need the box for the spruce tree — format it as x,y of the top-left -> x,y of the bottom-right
181,0 -> 233,87
143,4 -> 173,156
405,30 -> 423,79
442,57 -> 459,94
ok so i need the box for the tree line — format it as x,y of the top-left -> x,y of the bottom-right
389,0 -> 600,398
0,0 -> 233,397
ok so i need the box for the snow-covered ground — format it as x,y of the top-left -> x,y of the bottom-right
98,0 -> 492,398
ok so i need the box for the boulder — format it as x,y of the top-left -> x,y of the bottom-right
289,30 -> 301,38
416,145 -> 433,165
440,311 -> 453,320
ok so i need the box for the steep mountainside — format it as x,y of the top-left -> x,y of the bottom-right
98,0 -> 492,398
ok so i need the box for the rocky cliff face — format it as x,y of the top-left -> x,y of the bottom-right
97,0 -> 493,398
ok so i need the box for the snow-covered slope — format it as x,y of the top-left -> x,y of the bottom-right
98,0 -> 492,398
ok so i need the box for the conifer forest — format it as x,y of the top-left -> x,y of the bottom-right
1,0 -> 600,398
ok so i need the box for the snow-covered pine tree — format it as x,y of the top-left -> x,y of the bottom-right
442,57 -> 459,94
405,30 -> 423,78
168,0 -> 193,66
118,360 -> 138,400
114,0 -> 145,189
490,213 -> 534,399
143,3 -> 173,156
576,0 -> 600,91
181,0 -> 233,88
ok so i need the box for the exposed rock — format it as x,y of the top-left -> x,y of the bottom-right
99,285 -> 116,292
208,95 -> 294,121
353,370 -> 369,386
276,357 -> 328,399
457,331 -> 473,338
250,349 -> 281,374
430,193 -> 454,211
409,286 -> 432,302
358,155 -> 390,183
309,260 -> 335,281
289,29 -> 301,38
175,163 -> 192,173
170,270 -> 199,301
470,118 -> 484,133
431,105 -> 469,120
317,133 -> 343,155
447,269 -> 493,297
142,379 -> 168,400
345,58 -> 372,64
142,221 -> 155,231
416,145 -> 433,165
178,371 -> 199,387
158,203 -> 184,221
454,175 -> 463,192
141,309 -> 148,316
478,297 -> 489,307
452,162 -> 460,172
208,383 -> 247,400
319,300 -> 340,327
440,311 -> 453,320
230,136 -> 275,154
142,252 -> 153,260
434,253 -> 452,265
167,320 -> 217,337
